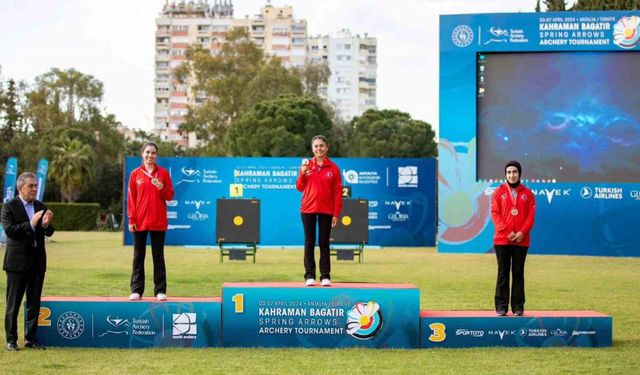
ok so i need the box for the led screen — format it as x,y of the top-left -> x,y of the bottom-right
477,51 -> 640,182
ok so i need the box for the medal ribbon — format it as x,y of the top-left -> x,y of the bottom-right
141,167 -> 157,181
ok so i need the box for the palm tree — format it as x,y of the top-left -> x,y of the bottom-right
49,137 -> 94,202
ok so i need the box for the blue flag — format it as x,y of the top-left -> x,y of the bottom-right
36,159 -> 49,202
3,157 -> 18,203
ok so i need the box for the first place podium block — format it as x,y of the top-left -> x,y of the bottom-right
35,297 -> 222,348
222,282 -> 420,348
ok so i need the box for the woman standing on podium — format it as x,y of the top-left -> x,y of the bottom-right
127,142 -> 174,301
491,160 -> 536,316
296,135 -> 343,287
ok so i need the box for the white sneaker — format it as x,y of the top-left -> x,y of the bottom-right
305,279 -> 315,287
156,293 -> 167,301
321,279 -> 331,287
129,293 -> 141,301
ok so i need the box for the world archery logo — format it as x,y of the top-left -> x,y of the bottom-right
613,16 -> 640,49
345,301 -> 384,340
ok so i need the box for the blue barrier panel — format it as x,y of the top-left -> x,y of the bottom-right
124,157 -> 436,247
222,282 -> 420,348
420,310 -> 612,348
34,297 -> 221,348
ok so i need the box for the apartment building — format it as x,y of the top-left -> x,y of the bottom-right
308,30 -> 377,121
154,0 -> 307,148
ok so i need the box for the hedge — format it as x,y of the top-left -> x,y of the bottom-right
44,202 -> 101,231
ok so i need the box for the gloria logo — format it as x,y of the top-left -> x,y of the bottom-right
188,211 -> 209,221
173,313 -> 197,339
398,166 -> 418,188
613,16 -> 640,49
57,311 -> 85,339
345,301 -> 383,340
452,24 -> 474,47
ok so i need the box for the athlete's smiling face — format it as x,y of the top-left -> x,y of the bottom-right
506,166 -> 520,184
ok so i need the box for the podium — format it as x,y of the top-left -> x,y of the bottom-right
330,199 -> 368,262
216,199 -> 260,263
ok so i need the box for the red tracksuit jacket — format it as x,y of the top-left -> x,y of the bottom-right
127,164 -> 174,231
296,157 -> 343,217
491,183 -> 536,247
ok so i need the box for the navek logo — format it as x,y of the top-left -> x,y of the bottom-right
531,188 -> 570,204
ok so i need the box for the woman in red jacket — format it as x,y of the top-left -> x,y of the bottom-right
127,142 -> 174,301
490,160 -> 536,316
296,135 -> 343,287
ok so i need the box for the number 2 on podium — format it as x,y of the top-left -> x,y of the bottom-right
232,293 -> 244,313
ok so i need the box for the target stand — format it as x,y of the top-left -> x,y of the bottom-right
330,199 -> 368,263
216,199 -> 260,263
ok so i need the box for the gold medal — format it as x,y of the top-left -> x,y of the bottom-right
511,208 -> 519,216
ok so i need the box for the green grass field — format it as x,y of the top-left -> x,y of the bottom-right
0,232 -> 638,374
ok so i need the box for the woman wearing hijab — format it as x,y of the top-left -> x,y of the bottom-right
490,160 -> 536,316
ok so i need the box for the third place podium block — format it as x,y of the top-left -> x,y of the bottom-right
222,282 -> 420,348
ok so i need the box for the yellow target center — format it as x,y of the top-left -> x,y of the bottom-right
359,316 -> 370,325
233,216 -> 244,226
624,28 -> 634,37
341,216 -> 352,226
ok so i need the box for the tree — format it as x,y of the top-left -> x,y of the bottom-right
48,136 -> 95,202
544,0 -> 567,10
571,0 -> 639,10
226,95 -> 333,156
344,109 -> 437,158
0,79 -> 27,164
298,60 -> 331,97
176,27 -> 304,154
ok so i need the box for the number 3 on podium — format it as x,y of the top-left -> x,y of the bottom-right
428,322 -> 446,342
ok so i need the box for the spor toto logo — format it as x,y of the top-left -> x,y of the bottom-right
452,25 -> 474,47
345,301 -> 384,340
57,311 -> 85,339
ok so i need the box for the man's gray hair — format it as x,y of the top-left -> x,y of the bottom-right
16,172 -> 36,190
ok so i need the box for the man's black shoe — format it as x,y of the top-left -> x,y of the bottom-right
496,310 -> 507,316
6,342 -> 19,351
24,341 -> 46,350
514,311 -> 524,316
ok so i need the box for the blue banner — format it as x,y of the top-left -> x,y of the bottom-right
3,157 -> 18,203
439,11 -> 640,256
124,157 -> 436,247
222,282 -> 420,348
420,311 -> 612,348
35,297 -> 222,348
36,158 -> 48,202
